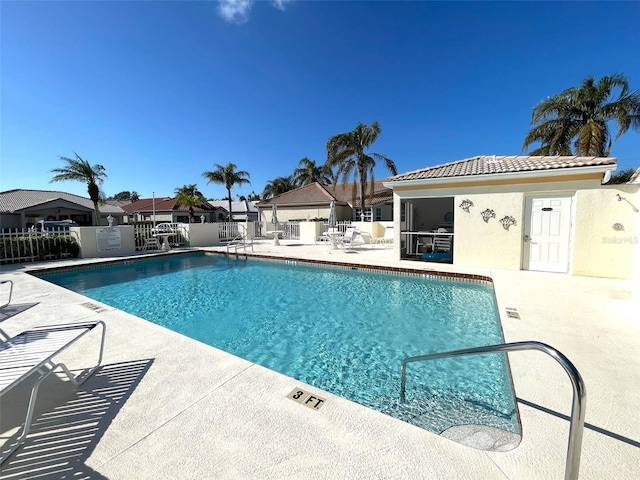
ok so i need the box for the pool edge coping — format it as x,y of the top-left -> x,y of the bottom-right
27,249 -> 495,287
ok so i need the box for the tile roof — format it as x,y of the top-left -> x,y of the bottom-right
388,155 -> 617,182
208,200 -> 258,213
121,197 -> 172,213
258,182 -> 392,208
0,189 -> 125,214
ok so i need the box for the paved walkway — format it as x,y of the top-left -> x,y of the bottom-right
0,239 -> 638,479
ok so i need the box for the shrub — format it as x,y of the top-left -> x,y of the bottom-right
0,234 -> 80,264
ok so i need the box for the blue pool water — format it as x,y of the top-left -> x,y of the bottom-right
39,253 -> 519,435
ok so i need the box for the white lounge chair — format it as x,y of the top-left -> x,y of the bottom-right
374,226 -> 394,247
0,321 -> 106,464
341,228 -> 365,251
0,280 -> 13,310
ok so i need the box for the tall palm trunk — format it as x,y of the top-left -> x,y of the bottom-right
88,181 -> 101,226
358,165 -> 367,220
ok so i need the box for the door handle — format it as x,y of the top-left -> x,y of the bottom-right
524,235 -> 537,244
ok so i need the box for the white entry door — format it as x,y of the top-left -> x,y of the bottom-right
523,195 -> 573,273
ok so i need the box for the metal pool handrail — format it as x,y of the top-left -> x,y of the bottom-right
399,341 -> 586,480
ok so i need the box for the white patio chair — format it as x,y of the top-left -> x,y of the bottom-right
325,228 -> 344,253
433,229 -> 452,253
143,237 -> 160,251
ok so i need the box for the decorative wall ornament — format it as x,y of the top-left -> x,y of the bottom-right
481,209 -> 495,223
500,216 -> 517,230
459,199 -> 474,213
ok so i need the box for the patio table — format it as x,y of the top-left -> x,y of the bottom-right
271,230 -> 283,246
153,233 -> 173,251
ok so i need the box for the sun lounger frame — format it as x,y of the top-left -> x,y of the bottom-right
0,321 -> 106,464
0,280 -> 13,310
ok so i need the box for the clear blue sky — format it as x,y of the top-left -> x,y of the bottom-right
2,1 -> 639,200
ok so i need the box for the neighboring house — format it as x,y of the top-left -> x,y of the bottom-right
257,181 -> 393,223
208,200 -> 259,222
121,197 -> 226,224
384,155 -> 640,280
0,189 -> 126,229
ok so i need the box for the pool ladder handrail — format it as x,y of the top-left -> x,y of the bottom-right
399,341 -> 586,480
226,232 -> 254,256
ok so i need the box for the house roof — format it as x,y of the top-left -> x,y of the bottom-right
628,167 -> 640,184
387,155 -> 617,183
258,182 -> 393,208
121,197 -> 171,213
0,189 -> 125,214
208,200 -> 258,214
121,197 -> 223,214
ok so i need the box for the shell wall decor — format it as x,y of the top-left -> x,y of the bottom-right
481,209 -> 495,223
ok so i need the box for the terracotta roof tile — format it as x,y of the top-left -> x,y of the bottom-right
258,182 -> 392,207
389,155 -> 617,182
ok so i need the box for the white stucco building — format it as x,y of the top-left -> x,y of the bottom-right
384,156 -> 639,280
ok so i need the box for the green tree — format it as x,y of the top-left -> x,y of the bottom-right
325,121 -> 397,217
246,191 -> 261,201
202,163 -> 251,221
292,157 -> 332,187
523,74 -> 640,156
262,176 -> 296,199
50,152 -> 107,226
173,184 -> 207,223
131,191 -> 140,202
111,191 -> 135,201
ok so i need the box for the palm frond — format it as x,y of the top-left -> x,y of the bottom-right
524,73 -> 640,157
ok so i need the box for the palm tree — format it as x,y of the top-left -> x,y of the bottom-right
292,157 -> 332,187
325,121 -> 397,219
245,191 -> 262,201
523,74 -> 640,156
608,168 -> 636,184
202,163 -> 251,221
174,184 -> 207,223
50,153 -> 107,225
262,176 -> 296,199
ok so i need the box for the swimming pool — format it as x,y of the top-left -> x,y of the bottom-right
39,253 -> 519,438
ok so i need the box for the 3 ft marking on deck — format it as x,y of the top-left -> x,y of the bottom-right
287,388 -> 326,411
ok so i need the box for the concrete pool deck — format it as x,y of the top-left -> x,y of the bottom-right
0,239 -> 638,479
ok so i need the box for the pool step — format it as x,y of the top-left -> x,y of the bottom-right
380,395 -> 521,451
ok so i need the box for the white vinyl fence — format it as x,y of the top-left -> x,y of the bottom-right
321,221 -> 352,234
132,223 -> 188,251
282,222 -> 300,240
0,228 -> 79,264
